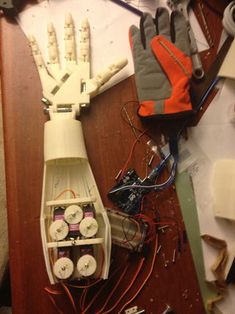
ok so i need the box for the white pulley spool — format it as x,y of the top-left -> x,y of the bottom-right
77,254 -> 97,277
53,257 -> 74,279
223,1 -> 235,37
79,217 -> 98,238
49,220 -> 69,240
64,204 -> 83,224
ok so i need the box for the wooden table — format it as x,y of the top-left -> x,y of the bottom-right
0,2 -> 227,313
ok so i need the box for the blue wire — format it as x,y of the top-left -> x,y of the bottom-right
109,154 -> 178,193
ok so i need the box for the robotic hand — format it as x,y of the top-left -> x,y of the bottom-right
28,14 -> 127,284
29,13 -> 127,119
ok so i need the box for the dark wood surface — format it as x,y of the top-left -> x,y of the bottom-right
0,2 -> 226,313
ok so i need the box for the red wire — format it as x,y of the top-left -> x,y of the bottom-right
45,246 -> 105,314
80,287 -> 88,312
46,293 -> 65,314
99,257 -> 145,314
95,262 -> 129,314
44,287 -> 64,314
153,221 -> 176,226
67,278 -> 102,289
120,128 -> 149,179
134,214 -> 157,243
117,235 -> 158,314
44,287 -> 63,295
54,189 -> 76,200
60,282 -> 78,314
81,260 -> 129,314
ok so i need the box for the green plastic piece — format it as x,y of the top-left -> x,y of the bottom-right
175,171 -> 217,312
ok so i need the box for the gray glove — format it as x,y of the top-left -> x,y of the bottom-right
129,8 -> 193,118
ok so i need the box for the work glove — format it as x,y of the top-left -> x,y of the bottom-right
129,8 -> 193,118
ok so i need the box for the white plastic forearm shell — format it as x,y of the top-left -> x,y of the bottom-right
44,119 -> 87,161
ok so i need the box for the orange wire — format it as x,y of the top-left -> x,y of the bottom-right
44,287 -> 63,295
99,257 -> 145,314
60,282 -> 78,314
135,214 -> 157,243
120,128 -> 149,179
135,213 -> 177,242
54,189 -> 76,200
117,235 -> 158,314
44,287 -> 65,314
95,262 -> 129,314
81,259 -> 129,314
67,278 -> 102,290
80,287 -> 88,312
46,293 -> 65,314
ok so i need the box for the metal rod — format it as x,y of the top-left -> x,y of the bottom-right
109,0 -> 143,17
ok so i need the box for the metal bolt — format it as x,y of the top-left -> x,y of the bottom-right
43,107 -> 50,114
162,253 -> 169,268
157,245 -> 162,254
172,249 -> 176,263
41,97 -> 51,106
162,304 -> 174,314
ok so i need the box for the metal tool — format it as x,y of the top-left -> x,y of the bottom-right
190,36 -> 233,112
110,0 -> 143,17
0,0 -> 19,16
167,0 -> 205,80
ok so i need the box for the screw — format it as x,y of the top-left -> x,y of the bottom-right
172,249 -> 176,263
162,253 -> 169,268
157,245 -> 162,254
162,304 -> 174,314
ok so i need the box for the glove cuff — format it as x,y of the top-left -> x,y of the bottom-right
138,77 -> 193,118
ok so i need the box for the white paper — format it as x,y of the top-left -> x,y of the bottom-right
219,38 -> 235,79
180,79 -> 235,312
189,9 -> 209,52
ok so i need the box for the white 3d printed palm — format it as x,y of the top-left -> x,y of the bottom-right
29,13 -> 127,284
